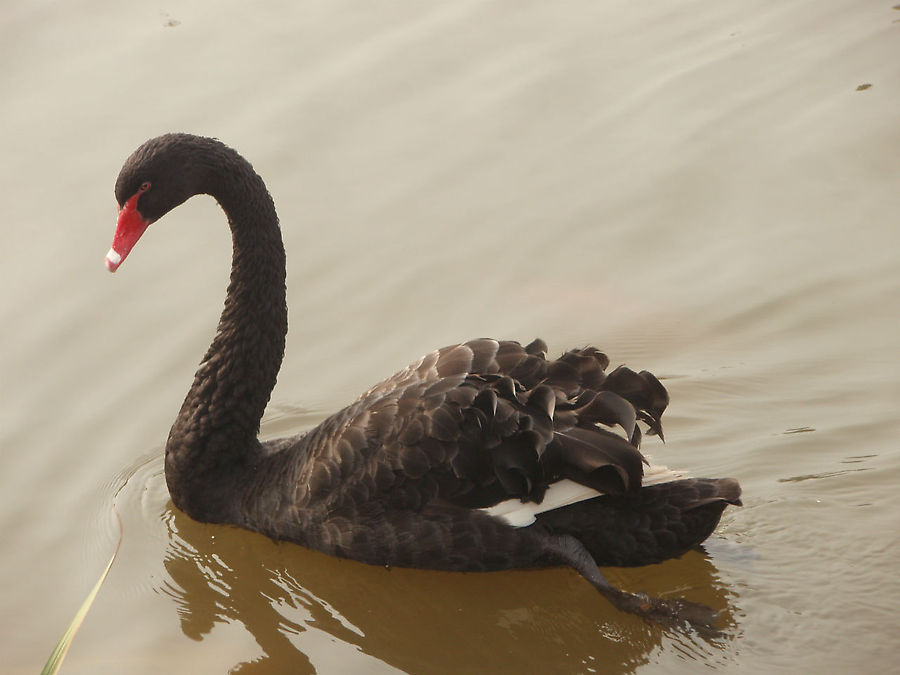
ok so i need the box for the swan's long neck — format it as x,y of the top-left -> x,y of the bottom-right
165,149 -> 287,519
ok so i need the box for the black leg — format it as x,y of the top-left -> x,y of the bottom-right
543,534 -> 721,634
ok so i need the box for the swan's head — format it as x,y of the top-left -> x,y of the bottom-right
107,133 -> 214,272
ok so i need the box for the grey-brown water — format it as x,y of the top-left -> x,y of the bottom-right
3,1 -> 899,673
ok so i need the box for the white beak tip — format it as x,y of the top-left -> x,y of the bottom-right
105,248 -> 122,272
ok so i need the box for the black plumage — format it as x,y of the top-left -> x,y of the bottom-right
107,133 -> 741,630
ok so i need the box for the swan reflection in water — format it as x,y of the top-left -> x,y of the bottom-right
159,503 -> 740,674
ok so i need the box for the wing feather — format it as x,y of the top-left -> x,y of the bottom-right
292,339 -> 670,517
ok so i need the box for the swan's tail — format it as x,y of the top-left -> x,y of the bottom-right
531,477 -> 741,567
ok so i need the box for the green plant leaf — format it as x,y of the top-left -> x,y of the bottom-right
41,513 -> 122,675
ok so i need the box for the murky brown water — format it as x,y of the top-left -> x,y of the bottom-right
3,1 -> 899,673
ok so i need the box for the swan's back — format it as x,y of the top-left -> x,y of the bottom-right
251,338 -> 677,553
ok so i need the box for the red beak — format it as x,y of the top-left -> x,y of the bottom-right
106,193 -> 150,272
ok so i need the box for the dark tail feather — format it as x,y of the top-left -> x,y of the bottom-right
600,366 -> 669,440
549,426 -> 646,494
531,478 -> 741,567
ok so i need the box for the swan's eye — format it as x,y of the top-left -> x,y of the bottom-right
139,181 -> 152,193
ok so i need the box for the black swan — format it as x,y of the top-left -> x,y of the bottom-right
106,133 -> 741,629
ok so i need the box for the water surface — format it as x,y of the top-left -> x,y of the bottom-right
2,1 -> 898,672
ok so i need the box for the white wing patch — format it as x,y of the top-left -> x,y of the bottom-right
481,462 -> 685,528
